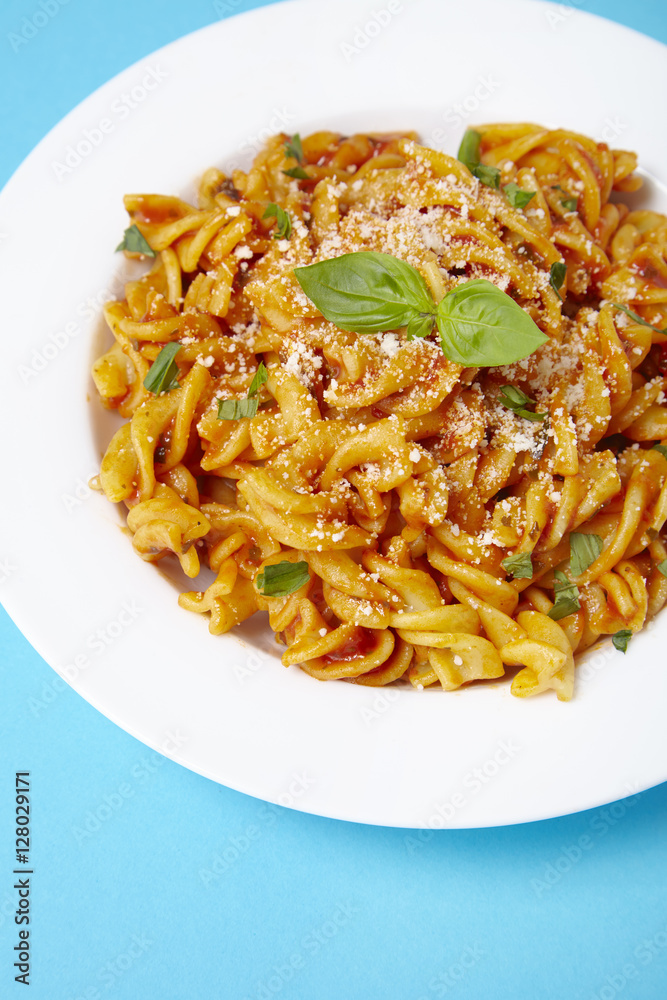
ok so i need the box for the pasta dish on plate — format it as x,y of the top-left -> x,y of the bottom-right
91,123 -> 667,701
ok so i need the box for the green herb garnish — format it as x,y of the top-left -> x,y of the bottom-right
549,261 -> 567,300
610,304 -> 667,334
263,204 -> 292,240
457,128 -> 501,189
217,361 -> 268,420
143,343 -> 181,394
569,532 -> 604,577
503,183 -> 536,210
116,224 -> 156,257
498,385 -> 547,422
548,570 -> 581,620
561,197 -> 578,213
284,133 -> 304,164
501,552 -> 533,580
612,629 -> 633,653
283,166 -> 310,180
294,252 -> 548,368
657,560 -> 667,579
256,560 -> 310,597
652,444 -> 667,460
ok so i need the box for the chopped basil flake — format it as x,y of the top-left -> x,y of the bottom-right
652,444 -> 667,460
612,629 -> 633,653
504,183 -> 536,210
561,197 -> 578,212
263,203 -> 292,240
283,133 -> 304,164
143,343 -> 181,394
283,166 -> 310,180
256,560 -> 310,597
569,532 -> 604,577
501,552 -> 533,580
611,304 -> 667,334
550,261 -> 567,300
457,128 -> 500,189
657,560 -> 667,579
115,223 -> 156,257
548,570 -> 581,620
498,385 -> 546,422
248,361 -> 268,397
217,397 -> 259,420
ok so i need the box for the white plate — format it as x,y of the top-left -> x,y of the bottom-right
1,0 -> 666,828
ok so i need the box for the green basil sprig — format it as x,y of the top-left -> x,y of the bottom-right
257,560 -> 310,597
612,629 -> 632,653
561,197 -> 578,213
548,570 -> 581,621
611,304 -> 667,334
144,343 -> 181,394
457,129 -> 501,189
657,560 -> 667,579
501,552 -> 533,580
503,183 -> 536,210
283,166 -> 310,180
217,362 -> 268,420
263,204 -> 292,240
549,261 -> 567,300
569,532 -> 603,577
294,252 -> 548,368
116,224 -> 156,257
498,385 -> 546,422
284,133 -> 304,163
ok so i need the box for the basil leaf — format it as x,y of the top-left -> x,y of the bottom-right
548,570 -> 581,620
501,552 -> 533,580
550,262 -> 567,300
569,532 -> 604,577
283,166 -> 310,180
653,444 -> 667,460
471,163 -> 501,189
217,397 -> 259,420
284,133 -> 303,163
457,128 -> 500,189
504,183 -> 535,210
406,312 -> 435,340
498,385 -> 547,422
294,251 -> 435,333
457,129 -> 481,166
143,343 -> 181,394
612,629 -> 633,653
116,224 -> 156,257
263,204 -> 292,240
436,279 -> 549,367
248,361 -> 268,397
561,197 -> 578,212
611,304 -> 667,334
256,560 -> 310,597
657,560 -> 667,579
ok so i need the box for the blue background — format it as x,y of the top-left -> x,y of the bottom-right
1,1 -> 667,997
